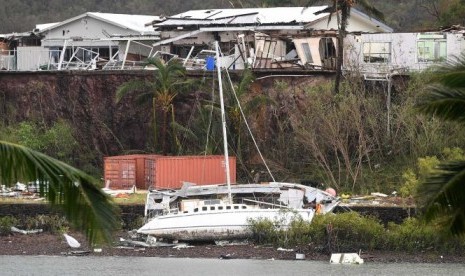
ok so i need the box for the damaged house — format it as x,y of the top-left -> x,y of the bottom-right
344,26 -> 465,79
0,12 -> 160,71
37,12 -> 160,70
150,6 -> 392,70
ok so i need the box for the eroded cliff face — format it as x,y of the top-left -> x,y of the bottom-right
0,70 -> 334,174
0,71 -> 153,158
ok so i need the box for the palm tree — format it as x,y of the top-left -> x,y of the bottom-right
116,58 -> 187,154
307,0 -> 384,94
0,140 -> 119,245
416,54 -> 465,236
203,69 -> 275,180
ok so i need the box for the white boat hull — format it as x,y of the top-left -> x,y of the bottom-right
138,208 -> 314,241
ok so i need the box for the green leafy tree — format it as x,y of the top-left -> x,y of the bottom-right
306,0 -> 383,93
416,54 -> 465,236
0,141 -> 119,245
116,58 -> 188,154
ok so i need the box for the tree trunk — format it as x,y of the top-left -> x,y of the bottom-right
335,7 -> 349,94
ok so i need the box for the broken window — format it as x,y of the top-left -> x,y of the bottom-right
363,42 -> 391,63
301,43 -> 313,64
417,39 -> 446,63
319,37 -> 336,60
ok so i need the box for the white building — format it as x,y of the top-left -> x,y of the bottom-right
344,30 -> 465,78
3,12 -> 160,71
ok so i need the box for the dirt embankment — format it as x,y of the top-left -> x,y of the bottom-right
0,231 -> 463,264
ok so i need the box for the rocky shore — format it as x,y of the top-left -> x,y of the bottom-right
1,231 -> 463,264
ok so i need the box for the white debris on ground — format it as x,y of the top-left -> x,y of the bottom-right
63,233 -> 81,248
330,253 -> 364,264
0,183 -> 45,199
339,192 -> 414,207
10,226 -> 43,235
277,247 -> 294,252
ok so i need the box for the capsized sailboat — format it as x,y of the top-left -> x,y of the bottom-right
138,181 -> 339,241
137,42 -> 339,241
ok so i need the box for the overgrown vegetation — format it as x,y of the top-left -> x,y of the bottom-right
0,215 -> 68,236
248,212 -> 465,253
2,68 -> 465,196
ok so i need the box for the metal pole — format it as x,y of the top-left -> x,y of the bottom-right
387,74 -> 392,137
215,41 -> 232,203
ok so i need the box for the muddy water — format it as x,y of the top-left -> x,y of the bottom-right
1,256 -> 464,276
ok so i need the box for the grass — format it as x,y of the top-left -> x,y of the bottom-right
111,192 -> 147,205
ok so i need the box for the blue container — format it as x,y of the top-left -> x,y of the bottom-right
205,56 -> 215,70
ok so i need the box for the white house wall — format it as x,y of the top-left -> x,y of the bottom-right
293,37 -> 337,67
16,46 -> 51,70
344,32 -> 465,76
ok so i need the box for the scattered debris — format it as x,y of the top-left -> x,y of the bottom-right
277,247 -> 294,252
10,227 -> 43,235
215,240 -> 249,246
102,186 -> 137,197
119,237 -> 178,248
219,254 -> 233,259
61,250 -> 90,256
371,192 -> 388,197
63,234 -> 81,248
330,253 -> 364,264
295,253 -> 306,260
173,243 -> 194,250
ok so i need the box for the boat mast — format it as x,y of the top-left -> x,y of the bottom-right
215,41 -> 232,203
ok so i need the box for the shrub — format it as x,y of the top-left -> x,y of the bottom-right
24,215 -> 69,234
385,218 -> 465,253
0,216 -> 18,236
248,211 -> 384,251
307,212 -> 385,252
247,217 -> 278,245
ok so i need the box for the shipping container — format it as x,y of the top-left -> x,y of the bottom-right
104,154 -> 236,190
145,155 -> 236,190
104,154 -> 160,190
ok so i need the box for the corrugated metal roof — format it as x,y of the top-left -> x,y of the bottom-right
89,13 -> 158,33
35,23 -> 59,31
156,6 -> 330,26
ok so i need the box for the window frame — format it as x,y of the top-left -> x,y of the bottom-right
362,42 -> 392,64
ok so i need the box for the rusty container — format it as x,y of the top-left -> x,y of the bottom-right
104,154 -> 160,190
145,155 -> 236,190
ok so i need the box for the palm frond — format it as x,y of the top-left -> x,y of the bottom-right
431,54 -> 465,88
170,121 -> 198,142
115,80 -> 154,103
0,141 -> 119,245
356,0 -> 384,20
416,161 -> 465,236
416,86 -> 465,123
244,95 -> 276,114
